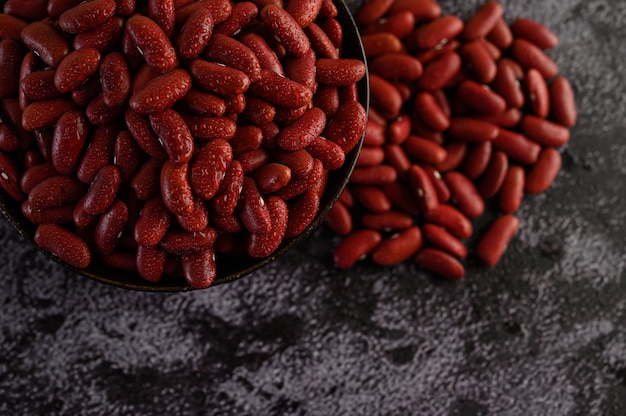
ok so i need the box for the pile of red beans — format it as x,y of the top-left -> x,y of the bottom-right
327,0 -> 577,279
0,0 -> 367,288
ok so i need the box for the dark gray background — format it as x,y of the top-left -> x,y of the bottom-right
1,0 -> 625,415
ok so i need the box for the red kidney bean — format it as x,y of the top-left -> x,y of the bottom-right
499,166 -> 525,214
253,163 -> 291,194
86,94 -> 125,126
175,8 -> 214,60
20,22 -> 70,68
276,107 -> 326,151
0,13 -> 28,40
525,147 -> 562,194
20,163 -> 57,195
130,69 -> 192,115
402,136 -> 447,166
182,247 -> 216,289
73,16 -> 124,52
137,245 -> 167,282
0,39 -> 22,100
161,226 -> 217,255
47,0 -> 86,18
249,68 -> 312,109
351,185 -> 392,213
95,199 -> 128,255
524,68 -> 550,118
324,101 -> 367,153
83,165 -> 121,215
239,148 -> 270,174
114,130 -> 143,182
448,118 -> 499,143
190,139 -> 233,200
126,14 -> 177,73
316,59 -> 367,87
248,195 -> 289,257
381,182 -> 420,216
416,51 -> 463,92
368,74 -> 404,120
413,16 -> 464,50
415,248 -> 464,280
35,223 -> 91,268
149,109 -> 194,165
22,98 -> 76,131
28,175 -> 85,211
361,32 -> 404,58
214,2 -> 258,36
100,52 -> 130,107
477,214 -> 519,267
492,129 -> 541,165
479,150 -> 508,199
124,109 -> 167,159
372,225 -> 423,266
369,53 -> 423,82
175,0 -> 232,26
457,80 -> 506,115
239,33 -> 285,76
422,223 -> 467,258
161,161 -> 194,215
350,165 -> 398,186
77,124 -> 117,183
239,176 -> 272,234
363,10 -> 416,40
55,47 -> 101,94
487,18 -> 513,49
434,141 -> 468,173
511,18 -> 559,49
51,110 -> 89,175
460,40 -> 497,84
493,60 -> 525,109
407,164 -> 438,215
463,141 -> 492,179
389,0 -> 441,21
414,92 -> 450,131
383,144 -> 412,177
0,151 -> 25,202
176,196 -> 209,232
130,158 -> 162,201
307,137 -> 345,171
147,0 -> 174,37
361,211 -> 413,231
284,48 -> 318,94
549,76 -> 577,127
423,204 -> 473,239
304,22 -> 339,60
355,0 -> 393,26
205,34 -> 261,83
0,118 -> 19,153
183,115 -> 237,142
71,76 -> 101,107
475,108 -> 522,128
58,0 -> 116,34
511,38 -> 558,80
260,4 -> 310,57
334,229 -> 382,269
444,171 -> 485,219
134,197 -> 171,247
324,200 -> 352,235
463,2 -> 502,41
284,190 -> 319,238
520,115 -> 570,147
22,201 -> 74,225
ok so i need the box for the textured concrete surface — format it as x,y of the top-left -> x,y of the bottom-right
1,0 -> 626,415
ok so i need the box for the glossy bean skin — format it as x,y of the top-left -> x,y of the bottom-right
0,39 -> 22,100
126,14 -> 177,72
444,171 -> 485,219
248,69 -> 312,109
100,52 -> 131,107
324,101 -> 367,153
190,139 -> 233,200
479,150 -> 508,199
214,2 -> 258,36
520,115 -> 570,147
462,1 -> 503,41
372,226 -> 423,266
73,15 -> 125,52
408,164 -> 438,215
511,39 -> 558,80
423,204 -> 473,240
137,245 -> 167,282
134,197 -> 171,246
422,223 -> 467,258
477,215 -> 519,267
415,248 -> 465,280
498,166 -> 525,214
259,4 -> 310,57
54,47 -> 101,93
205,34 -> 261,82
549,76 -> 577,127
22,98 -> 75,131
368,53 -> 423,82
34,223 -> 91,268
77,124 -> 117,183
0,13 -> 28,41
248,196 -> 289,257
0,151 -> 25,201
511,18 -> 559,49
83,165 -> 121,215
413,16 -> 464,50
129,69 -> 192,115
181,247 -> 216,289
315,59 -> 367,87
20,21 -> 70,68
51,110 -> 89,175
254,163 -> 291,194
456,80 -> 506,115
149,109 -> 194,165
334,229 -> 382,269
493,129 -> 541,165
212,160 -> 244,216
160,161 -> 194,215
238,176 -> 272,234
95,200 -> 128,255
525,147 -> 562,194
276,107 -> 326,151
524,68 -> 550,118
58,0 -> 117,34
324,200 -> 352,235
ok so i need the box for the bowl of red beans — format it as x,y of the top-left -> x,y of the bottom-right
0,0 -> 369,291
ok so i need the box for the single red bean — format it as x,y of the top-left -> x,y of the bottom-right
361,211 -> 413,231
176,196 -> 209,232
463,1 -> 503,41
422,223 -> 467,258
0,39 -> 22,100
414,92 -> 450,131
479,150 -> 509,199
304,22 -> 339,59
95,200 -> 128,255
260,4 -> 310,57
22,201 -> 74,225
86,94 -> 125,126
448,118 -> 499,143
54,47 -> 101,94
205,34 -> 262,83
334,229 -> 382,269
325,200 -> 352,235
520,115 -> 570,147
492,129 -> 541,165
389,0 -> 441,21
285,190 -> 320,238
20,21 -> 69,68
350,165 -> 397,186
184,89 -> 227,117
253,163 -> 291,194
368,53 -> 423,82
125,109 -> 168,159
351,185 -> 392,213
130,68 -> 192,115
113,129 -> 143,182
549,76 -> 577,127
475,108 -> 522,128
372,226 -> 423,266
487,18 -> 513,49
190,139 -> 233,200
34,224 -> 91,268
19,163 -> 57,195
149,109 -> 194,165
368,74 -> 404,120
276,107 -> 326,151
524,69 -> 550,118
423,204 -> 473,239
493,60 -> 525,109
362,10 -> 416,40
415,51 -> 462,91
176,8 -> 214,60
248,68 -> 312,109
174,0 -> 232,26
58,0 -> 116,34
477,215 -> 519,267
499,166 -> 525,214
403,135 -> 448,166
306,137 -> 345,171
408,164 -> 438,215
422,165 -> 451,203
444,171 -> 484,219
183,115 -> 237,142
511,18 -> 559,49
161,161 -> 194,215
463,141 -> 493,180
324,101 -> 367,153
525,147 -> 562,194
22,98 -> 76,131
355,0 -> 394,26
412,16 -> 464,50
137,245 -> 167,282
83,165 -> 121,215
126,14 -> 177,73
77,124 -> 117,183
214,2 -> 258,37
316,59 -> 367,87
360,33 -> 404,58
160,226 -> 217,255
383,144 -> 412,177
239,176 -> 272,234
130,158 -> 162,201
434,141 -> 468,173
238,33 -> 285,76
0,13 -> 28,41
73,16 -> 125,52
51,110 -> 89,175
182,247 -> 217,289
456,80 -> 506,115
100,52 -> 131,107
511,38 -> 558,80
0,151 -> 25,202
134,197 -> 171,246
460,40 -> 497,84
415,248 -> 465,280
